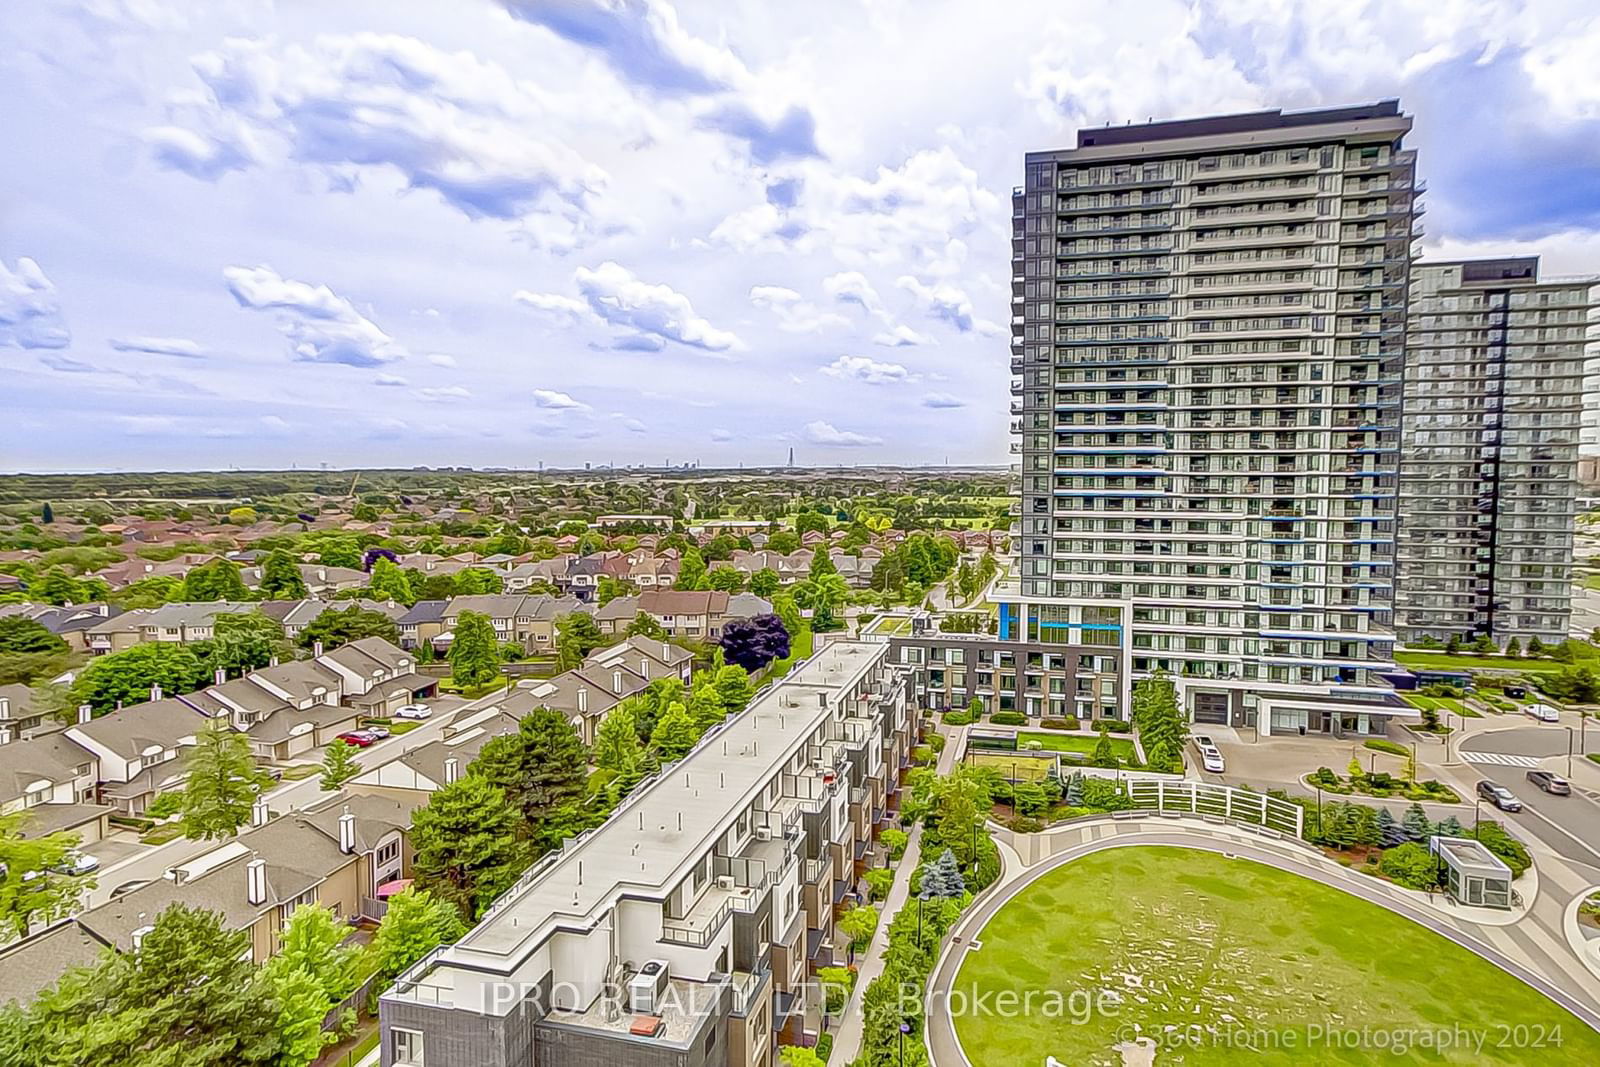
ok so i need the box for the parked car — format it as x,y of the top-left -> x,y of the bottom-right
51,852 -> 100,877
1193,734 -> 1215,749
1525,770 -> 1571,795
363,724 -> 391,740
1476,779 -> 1523,812
394,703 -> 432,720
335,730 -> 380,748
1523,702 -> 1560,723
1504,685 -> 1527,699
1198,744 -> 1225,774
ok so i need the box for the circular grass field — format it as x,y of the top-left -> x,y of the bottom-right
949,846 -> 1600,1065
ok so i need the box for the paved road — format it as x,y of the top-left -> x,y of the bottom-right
1462,724 -> 1592,760
84,694 -> 481,906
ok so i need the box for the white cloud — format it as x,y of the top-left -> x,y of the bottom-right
612,414 -> 649,433
710,428 -> 733,442
416,385 -> 471,402
109,335 -> 208,358
146,33 -> 622,247
0,257 -> 69,350
820,354 -> 916,385
224,265 -> 404,366
804,419 -> 883,447
749,285 -> 847,333
873,324 -> 933,347
897,276 -> 1003,335
374,373 -> 409,387
427,353 -> 458,368
115,414 -> 179,436
921,392 -> 966,409
516,261 -> 743,353
259,414 -> 290,432
823,271 -> 886,317
533,388 -> 590,411
38,353 -> 96,373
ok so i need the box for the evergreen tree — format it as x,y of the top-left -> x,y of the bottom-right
1505,637 -> 1522,657
555,611 -> 605,670
181,719 -> 267,840
1401,802 -> 1432,840
470,707 -> 589,835
1375,806 -> 1398,840
296,605 -> 400,650
319,740 -> 359,791
181,558 -> 250,602
1434,815 -> 1465,838
920,849 -> 966,898
447,610 -> 500,688
808,548 -> 837,579
650,701 -> 698,760
411,776 -> 528,921
749,568 -> 780,597
593,705 -> 643,774
258,550 -> 308,600
1352,803 -> 1382,846
1090,732 -> 1119,768
40,502 -> 53,524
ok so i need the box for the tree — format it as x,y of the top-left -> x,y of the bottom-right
267,962 -> 328,1067
180,719 -> 267,840
808,548 -> 838,579
202,612 -> 289,678
182,558 -> 250,602
596,576 -> 633,605
718,613 -> 790,672
40,502 -> 53,524
837,903 -> 878,948
366,557 -> 415,605
780,1046 -> 827,1067
688,684 -> 727,733
319,740 -> 360,791
625,611 -> 667,640
1378,842 -> 1440,890
411,775 -> 528,921
296,605 -> 401,650
264,903 -> 362,1064
770,593 -> 803,641
919,848 -> 966,898
650,701 -> 698,760
749,568 -> 780,597
1505,637 -> 1522,658
706,566 -> 745,592
455,568 -> 503,595
0,616 -> 68,657
0,811 -> 90,941
1401,802 -> 1432,840
317,539 -> 363,570
593,705 -> 643,775
1090,732 -> 1119,768
791,573 -> 849,632
109,575 -> 184,610
555,611 -> 605,670
471,708 -> 589,836
0,904 -> 284,1067
708,666 -> 753,716
676,549 -> 708,591
258,551 -> 308,600
447,610 -> 501,688
0,616 -> 72,686
795,511 -> 830,536
71,642 -> 207,713
368,887 -> 466,987
766,530 -> 800,554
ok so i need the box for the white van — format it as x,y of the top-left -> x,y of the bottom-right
1524,702 -> 1561,723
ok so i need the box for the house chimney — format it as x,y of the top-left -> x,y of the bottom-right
78,704 -> 92,724
245,858 -> 268,906
640,657 -> 649,678
313,640 -> 324,657
577,687 -> 588,714
338,810 -> 356,855
444,757 -> 460,784
317,568 -> 327,582
131,923 -> 154,951
612,669 -> 623,694
0,696 -> 7,718
251,797 -> 269,827
214,668 -> 226,686
149,684 -> 163,702
0,726 -> 12,746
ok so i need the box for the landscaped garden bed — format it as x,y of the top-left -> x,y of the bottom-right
1305,764 -> 1459,803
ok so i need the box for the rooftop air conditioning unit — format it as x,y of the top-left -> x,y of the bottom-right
715,875 -> 735,891
755,825 -> 775,842
630,960 -> 670,1014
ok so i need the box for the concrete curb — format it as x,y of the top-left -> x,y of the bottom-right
1563,883 -> 1600,984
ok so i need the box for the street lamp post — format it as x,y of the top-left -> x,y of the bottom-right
1474,797 -> 1482,839
899,1021 -> 911,1065
1315,783 -> 1323,831
1568,725 -> 1575,778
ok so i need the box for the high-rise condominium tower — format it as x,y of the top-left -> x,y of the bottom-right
1006,101 -> 1418,737
1396,257 -> 1596,646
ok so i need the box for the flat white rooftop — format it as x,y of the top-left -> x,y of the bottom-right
442,638 -> 886,965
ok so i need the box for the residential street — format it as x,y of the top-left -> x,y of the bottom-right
82,692 -> 485,907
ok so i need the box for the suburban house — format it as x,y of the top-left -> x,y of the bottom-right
627,555 -> 677,589
583,635 -> 694,685
599,589 -> 770,641
64,697 -> 206,815
351,706 -> 521,802
0,792 -> 423,1008
502,661 -> 655,745
89,555 -> 208,589
0,684 -> 61,741
397,600 -> 450,651
0,603 -> 122,652
441,594 -> 588,654
241,563 -> 369,596
502,559 -> 563,593
81,602 -> 258,655
256,598 -> 408,641
0,731 -> 109,844
316,637 -> 439,718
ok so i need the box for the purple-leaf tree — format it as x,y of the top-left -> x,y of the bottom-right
363,546 -> 399,573
719,614 -> 791,672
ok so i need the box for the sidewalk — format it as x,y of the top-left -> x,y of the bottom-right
828,822 -> 925,1063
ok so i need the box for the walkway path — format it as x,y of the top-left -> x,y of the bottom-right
924,816 -> 1600,1067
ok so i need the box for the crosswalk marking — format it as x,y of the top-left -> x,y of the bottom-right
1461,751 -> 1543,769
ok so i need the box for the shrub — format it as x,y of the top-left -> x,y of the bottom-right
1378,842 -> 1440,890
1100,719 -> 1132,733
815,966 -> 855,1014
1311,766 -> 1340,787
1038,716 -> 1078,731
864,868 -> 894,901
1363,739 -> 1408,757
1078,776 -> 1131,812
942,711 -> 973,726
926,732 -> 947,754
880,827 -> 909,861
989,711 -> 1027,726
144,791 -> 184,819
1474,821 -> 1531,878
1010,815 -> 1044,833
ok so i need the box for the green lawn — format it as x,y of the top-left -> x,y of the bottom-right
1395,651 -> 1562,673
1017,731 -> 1138,764
1582,574 -> 1600,591
1404,694 -> 1476,717
952,847 -> 1600,1066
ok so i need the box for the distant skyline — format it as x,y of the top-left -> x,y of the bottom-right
3,0 -> 1598,472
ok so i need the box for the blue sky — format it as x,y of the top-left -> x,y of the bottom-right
2,0 -> 1597,472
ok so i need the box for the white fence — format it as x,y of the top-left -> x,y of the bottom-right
1125,778 -> 1303,838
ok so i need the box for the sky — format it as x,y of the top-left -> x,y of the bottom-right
1,0 -> 1598,473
